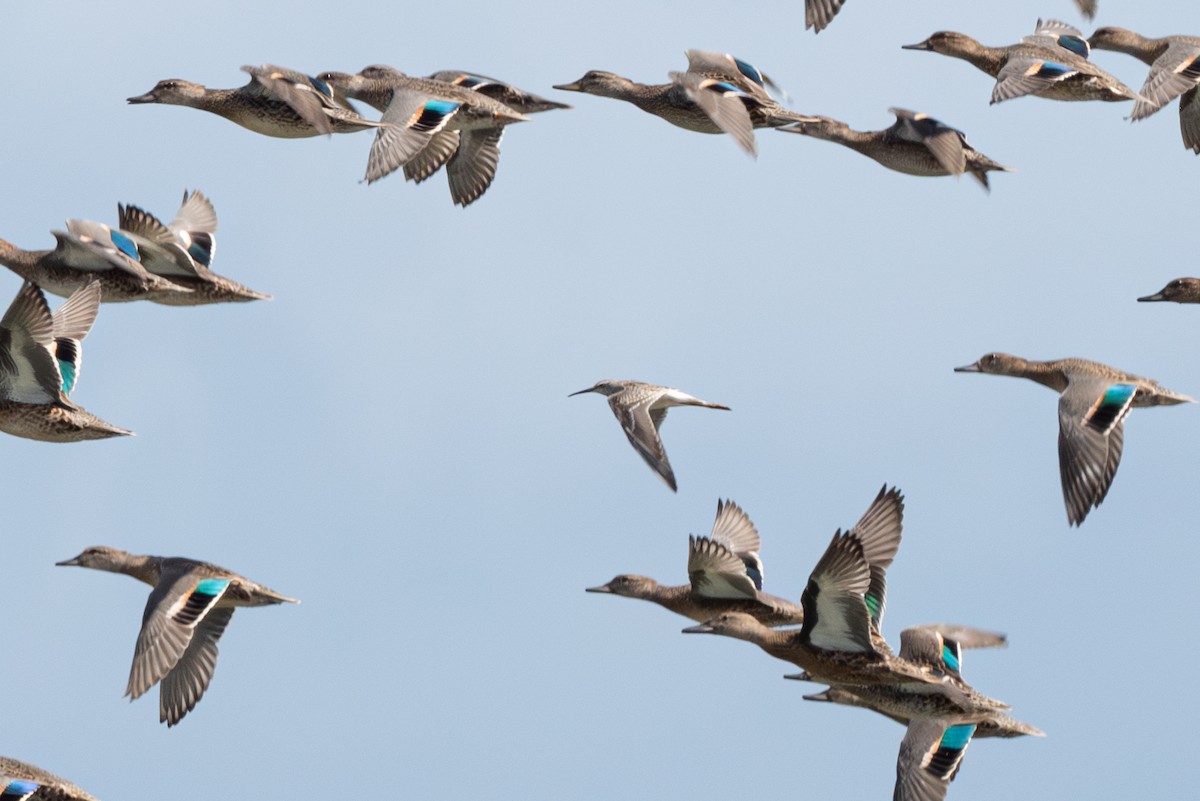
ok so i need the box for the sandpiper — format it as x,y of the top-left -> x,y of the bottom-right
569,379 -> 730,491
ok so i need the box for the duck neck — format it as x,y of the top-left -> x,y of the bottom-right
0,240 -> 39,278
613,80 -> 669,111
648,584 -> 693,616
827,128 -> 876,153
1109,33 -> 1171,65
119,554 -> 163,587
1018,360 -> 1069,393
753,627 -> 806,664
954,42 -> 1006,77
200,88 -> 255,119
346,81 -> 395,113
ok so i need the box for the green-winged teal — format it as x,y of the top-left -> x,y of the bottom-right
569,379 -> 729,492
319,68 -> 554,205
1139,278 -> 1200,303
425,70 -> 571,115
1024,19 -> 1091,58
116,190 -> 270,304
683,487 -> 957,693
892,720 -> 978,801
0,282 -> 131,442
127,65 -> 387,138
796,626 -> 1039,801
1088,27 -> 1200,153
780,108 -> 1013,190
955,353 -> 1194,526
56,545 -> 298,726
554,50 -> 816,156
903,27 -> 1142,104
587,498 -> 805,626
0,220 -> 195,304
318,65 -> 528,205
1,756 -> 100,801
792,625 -> 1043,738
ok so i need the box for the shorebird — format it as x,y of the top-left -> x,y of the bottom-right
56,546 -> 299,726
955,353 -> 1194,525
1,756 -> 100,801
587,498 -> 806,626
569,379 -> 730,491
780,108 -> 1013,190
0,281 -> 132,442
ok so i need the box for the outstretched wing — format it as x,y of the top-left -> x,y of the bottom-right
669,70 -> 756,155
895,720 -> 977,801
1132,42 -> 1200,121
158,606 -> 234,726
127,573 -> 232,703
610,392 -> 676,491
1057,377 -> 1132,525
800,531 -> 874,653
993,56 -> 1077,104
0,282 -> 61,404
49,281 -> 101,396
688,534 -> 759,599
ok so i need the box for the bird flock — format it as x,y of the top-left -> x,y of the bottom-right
4,4 -> 1200,801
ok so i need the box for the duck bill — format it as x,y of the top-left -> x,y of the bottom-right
126,91 -> 158,104
1137,292 -> 1165,302
681,623 -> 715,634
584,584 -> 612,593
782,672 -> 814,682
552,80 -> 584,92
55,555 -> 82,567
901,40 -> 934,51
802,690 -> 834,701
953,362 -> 982,373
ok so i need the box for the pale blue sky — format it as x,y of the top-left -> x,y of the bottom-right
3,1 -> 1195,799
